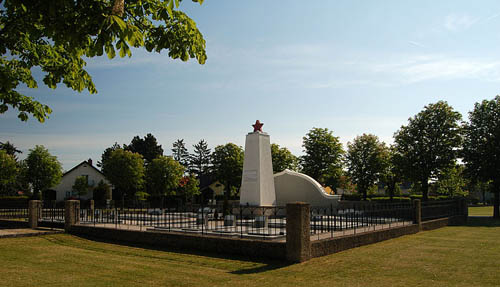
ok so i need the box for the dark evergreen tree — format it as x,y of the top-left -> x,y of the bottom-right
189,139 -> 211,177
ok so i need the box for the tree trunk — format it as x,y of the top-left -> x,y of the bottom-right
493,181 -> 500,219
422,179 -> 429,201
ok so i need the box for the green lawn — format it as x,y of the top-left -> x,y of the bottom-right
1,218 -> 500,287
469,206 -> 494,216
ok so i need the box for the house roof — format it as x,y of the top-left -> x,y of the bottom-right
63,159 -> 105,178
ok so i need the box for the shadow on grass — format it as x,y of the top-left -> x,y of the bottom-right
68,233 -> 291,273
465,216 -> 500,227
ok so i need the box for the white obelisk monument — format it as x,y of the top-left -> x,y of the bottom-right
239,120 -> 276,206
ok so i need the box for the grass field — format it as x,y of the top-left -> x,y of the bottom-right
1,217 -> 499,287
469,206 -> 494,216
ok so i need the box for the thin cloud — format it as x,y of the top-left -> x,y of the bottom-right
444,14 -> 478,31
408,41 -> 426,48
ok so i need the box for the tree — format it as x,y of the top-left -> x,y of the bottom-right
172,139 -> 189,168
301,128 -> 344,189
93,180 -> 112,202
211,143 -> 244,213
382,147 -> 403,201
97,142 -> 122,168
189,139 -> 211,177
0,141 -> 22,160
101,149 -> 144,201
124,133 -> 163,164
345,134 -> 389,200
462,96 -> 500,218
0,150 -> 18,195
146,155 -> 184,197
25,145 -> 62,199
393,101 -> 462,201
179,174 -> 200,203
72,176 -> 89,199
270,143 -> 298,173
434,164 -> 467,197
1,0 -> 206,122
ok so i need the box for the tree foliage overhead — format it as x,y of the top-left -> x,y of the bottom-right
25,145 -> 62,198
462,96 -> 500,217
101,148 -> 144,199
270,143 -> 298,173
0,0 -> 206,122
189,139 -> 211,177
345,134 -> 389,200
301,128 -> 344,189
125,133 -> 163,164
146,155 -> 184,197
393,101 -> 462,201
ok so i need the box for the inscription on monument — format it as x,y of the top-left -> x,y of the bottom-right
243,170 -> 257,182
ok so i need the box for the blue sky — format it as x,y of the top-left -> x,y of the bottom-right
2,0 -> 500,170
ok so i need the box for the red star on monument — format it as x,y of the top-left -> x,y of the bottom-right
252,120 -> 264,132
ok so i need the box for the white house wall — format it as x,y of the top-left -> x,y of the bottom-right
53,163 -> 109,201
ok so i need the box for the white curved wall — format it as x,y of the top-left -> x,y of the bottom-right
274,170 -> 341,207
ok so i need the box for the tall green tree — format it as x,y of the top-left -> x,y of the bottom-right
102,149 -> 144,201
211,143 -> 244,213
393,101 -> 462,201
0,150 -> 18,195
382,147 -> 403,201
189,139 -> 211,177
270,143 -> 298,173
125,133 -> 163,164
97,142 -> 122,168
146,155 -> 184,197
25,145 -> 63,199
345,134 -> 389,200
172,139 -> 189,168
463,96 -> 500,218
0,141 -> 22,160
72,176 -> 89,199
1,0 -> 206,122
301,128 -> 344,189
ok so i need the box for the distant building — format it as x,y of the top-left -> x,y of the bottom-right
51,159 -> 111,201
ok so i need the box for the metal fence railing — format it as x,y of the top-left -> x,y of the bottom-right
421,200 -> 460,221
310,201 -> 415,240
77,204 -> 287,240
0,208 -> 29,221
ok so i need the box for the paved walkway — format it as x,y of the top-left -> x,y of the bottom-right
0,227 -> 63,239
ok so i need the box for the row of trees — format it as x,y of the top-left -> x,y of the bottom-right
296,97 -> 500,218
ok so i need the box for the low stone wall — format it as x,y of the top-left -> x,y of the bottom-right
421,215 -> 466,231
69,225 -> 286,261
311,215 -> 466,258
311,224 -> 420,258
0,219 -> 29,229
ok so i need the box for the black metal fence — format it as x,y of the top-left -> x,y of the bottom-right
0,207 -> 28,220
421,200 -> 460,221
78,204 -> 287,240
310,201 -> 415,240
40,201 -> 65,223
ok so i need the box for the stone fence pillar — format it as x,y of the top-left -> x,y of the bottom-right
286,202 -> 311,262
65,200 -> 80,232
28,200 -> 42,229
413,199 -> 422,230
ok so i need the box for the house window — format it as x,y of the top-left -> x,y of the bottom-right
65,191 -> 70,198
